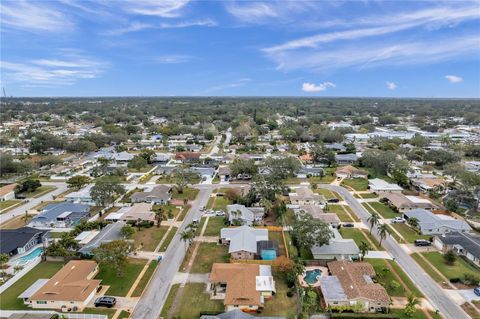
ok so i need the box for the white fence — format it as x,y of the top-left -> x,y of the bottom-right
0,310 -> 108,319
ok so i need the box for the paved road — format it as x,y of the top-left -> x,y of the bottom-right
130,187 -> 213,319
320,184 -> 470,319
0,182 -> 68,225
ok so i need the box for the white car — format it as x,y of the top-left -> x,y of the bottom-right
391,217 -> 406,223
215,210 -> 225,216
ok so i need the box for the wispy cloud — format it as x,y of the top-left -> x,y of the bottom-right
225,2 -> 278,22
205,78 -> 251,93
225,1 -> 316,24
386,81 -> 397,90
1,51 -> 107,86
0,0 -> 73,33
155,55 -> 193,64
445,75 -> 463,83
121,0 -> 190,18
104,19 -> 216,36
302,82 -> 335,93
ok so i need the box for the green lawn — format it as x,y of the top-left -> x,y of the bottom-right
339,228 -> 382,250
82,308 -> 117,319
411,253 -> 445,283
314,188 -> 339,200
388,260 -> 423,297
165,283 -> 224,318
0,262 -> 64,310
188,243 -> 229,273
195,217 -> 207,236
161,284 -> 180,318
117,310 -> 131,319
0,199 -> 21,212
390,309 -> 442,319
206,196 -> 231,211
176,204 -> 190,221
24,185 -> 56,198
172,187 -> 199,201
261,276 -> 297,317
364,202 -> 398,219
367,259 -> 410,297
269,231 -> 287,256
328,204 -> 354,222
309,168 -> 335,183
159,227 -> 178,252
417,251 -> 479,283
132,226 -> 169,251
359,193 -> 379,199
341,178 -> 369,191
95,258 -> 147,296
390,223 -> 430,243
386,225 -> 406,244
131,260 -> 158,297
284,231 -> 298,259
203,216 -> 227,236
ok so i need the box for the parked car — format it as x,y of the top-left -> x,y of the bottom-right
215,210 -> 225,216
391,217 -> 406,223
414,239 -> 431,247
474,287 -> 480,296
94,296 -> 116,308
342,223 -> 355,228
328,198 -> 340,203
200,206 -> 206,212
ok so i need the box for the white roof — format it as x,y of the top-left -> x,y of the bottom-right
220,226 -> 268,253
18,279 -> 49,299
74,230 -> 99,245
368,178 -> 403,191
405,196 -> 431,204
105,212 -> 125,220
256,275 -> 275,292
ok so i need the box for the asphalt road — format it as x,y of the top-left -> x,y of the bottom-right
320,184 -> 470,319
0,182 -> 68,225
130,187 -> 213,319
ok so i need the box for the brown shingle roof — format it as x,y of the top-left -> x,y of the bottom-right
0,183 -> 17,196
327,260 -> 390,303
30,260 -> 101,302
336,165 -> 368,176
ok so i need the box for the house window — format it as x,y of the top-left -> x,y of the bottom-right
37,301 -> 47,304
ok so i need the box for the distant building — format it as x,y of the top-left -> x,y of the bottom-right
335,165 -> 368,179
381,193 -> 437,213
403,209 -> 471,235
289,188 -> 326,207
0,183 -> 17,201
0,227 -> 48,256
226,204 -> 265,226
65,184 -> 96,206
29,202 -> 90,228
130,185 -> 171,204
335,153 -> 359,164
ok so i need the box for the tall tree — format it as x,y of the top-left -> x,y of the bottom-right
91,177 -> 126,208
404,295 -> 420,318
367,212 -> 380,234
377,223 -> 390,247
66,175 -> 91,190
93,240 -> 132,277
292,211 -> 332,251
359,241 -> 371,261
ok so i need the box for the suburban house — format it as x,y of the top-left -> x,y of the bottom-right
296,166 -> 324,178
295,205 -> 340,227
403,209 -> 472,235
0,227 -> 48,256
117,203 -> 155,223
218,166 -> 232,182
19,260 -> 101,311
175,151 -> 201,162
0,183 -> 17,201
65,184 -> 96,206
130,185 -> 171,204
433,231 -> 480,267
381,193 -> 437,213
227,204 -> 265,226
320,260 -> 390,312
335,153 -> 359,164
368,179 -> 403,194
78,222 -> 125,255
289,188 -> 326,207
311,228 -> 360,260
200,309 -> 285,319
29,202 -> 90,228
208,263 -> 276,312
220,226 -> 273,260
335,165 -> 368,179
410,177 -> 446,193
325,143 -> 347,152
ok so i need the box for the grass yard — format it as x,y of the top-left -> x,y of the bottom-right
269,231 -> 287,256
339,228 -> 382,250
0,261 -> 64,310
24,185 -> 56,198
364,202 -> 398,219
417,251 -> 479,283
172,187 -> 199,201
341,178 -> 369,191
314,188 -> 338,200
309,168 -> 335,183
284,231 -> 298,259
161,284 -> 180,318
344,205 -> 360,222
261,276 -> 297,317
166,283 -> 224,318
131,260 -> 158,297
203,216 -> 227,236
0,199 -> 21,212
195,217 -> 207,236
0,215 -> 31,229
206,195 -> 231,211
386,225 -> 406,244
390,223 -> 430,243
390,309 -> 442,319
117,310 -> 131,319
411,253 -> 445,283
95,258 -> 147,296
328,204 -> 354,222
367,259 -> 410,297
359,193 -> 379,199
176,204 -> 190,221
82,308 -> 117,318
183,243 -> 229,273
132,226 -> 169,251
159,227 -> 178,252
388,260 -> 423,297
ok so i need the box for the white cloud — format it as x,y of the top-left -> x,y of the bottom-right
0,0 -> 73,33
122,0 -> 190,18
104,19 -> 216,36
1,52 -> 107,86
302,82 -> 335,93
205,78 -> 251,93
155,55 -> 192,64
225,2 -> 278,22
445,75 -> 463,83
386,81 -> 397,90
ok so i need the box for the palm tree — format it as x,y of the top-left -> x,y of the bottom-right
180,230 -> 193,251
407,217 -> 419,229
377,223 -> 390,247
404,295 -> 420,317
367,212 -> 380,234
260,198 -> 273,214
359,241 -> 371,261
155,208 -> 164,228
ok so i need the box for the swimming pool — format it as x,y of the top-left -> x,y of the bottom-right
303,269 -> 322,285
17,247 -> 43,265
260,249 -> 277,260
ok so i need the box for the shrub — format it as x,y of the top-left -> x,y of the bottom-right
287,290 -> 294,297
462,273 -> 480,286
449,277 -> 461,283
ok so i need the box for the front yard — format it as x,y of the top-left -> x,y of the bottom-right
314,188 -> 341,200
95,258 -> 147,296
327,204 -> 355,222
363,202 -> 398,219
172,187 -> 199,201
132,226 -> 169,251
131,260 -> 158,297
341,178 -> 369,191
0,199 -> 21,212
206,195 -> 231,211
24,185 -> 56,198
390,223 -> 430,243
339,227 -> 382,250
203,216 -> 227,236
159,227 -> 178,252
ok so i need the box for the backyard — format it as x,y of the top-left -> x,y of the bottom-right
132,226 -> 169,251
95,258 -> 147,296
341,178 -> 369,191
261,275 -> 297,317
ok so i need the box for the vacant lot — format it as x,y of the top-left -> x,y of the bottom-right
95,258 -> 147,296
182,243 -> 229,273
328,204 -> 354,222
163,283 -> 223,318
341,178 -> 369,191
203,216 -> 227,236
132,226 -> 169,251
172,187 -> 199,201
363,202 -> 398,219
391,223 -> 430,243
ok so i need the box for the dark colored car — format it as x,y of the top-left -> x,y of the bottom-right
414,239 -> 431,247
94,296 -> 116,308
342,223 -> 355,228
328,198 -> 340,203
474,287 -> 480,296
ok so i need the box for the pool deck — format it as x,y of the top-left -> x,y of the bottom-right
298,266 -> 328,288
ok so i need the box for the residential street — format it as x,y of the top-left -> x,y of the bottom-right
320,184 -> 470,319
0,182 -> 68,225
130,187 -> 213,319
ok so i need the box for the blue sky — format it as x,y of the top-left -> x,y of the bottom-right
1,0 -> 479,97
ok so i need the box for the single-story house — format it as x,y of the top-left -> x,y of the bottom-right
20,260 -> 101,311
325,143 -> 347,152
227,204 -> 265,226
320,260 -> 390,312
78,222 -> 125,255
368,179 -> 403,194
311,228 -> 359,260
335,153 -> 359,164
130,185 -> 171,204
335,165 -> 368,179
410,177 -> 446,193
289,188 -> 326,207
65,184 -> 96,206
381,193 -> 437,213
220,226 -> 269,260
200,309 -> 285,319
209,263 -> 276,312
0,227 -> 48,256
295,205 -> 340,227
296,166 -> 324,178
175,151 -> 201,162
403,209 -> 472,235
113,151 -> 134,163
118,203 -> 155,223
433,231 -> 480,267
218,166 -> 231,182
0,183 -> 17,201
29,202 -> 90,228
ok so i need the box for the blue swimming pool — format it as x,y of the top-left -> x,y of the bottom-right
303,269 -> 322,285
260,249 -> 277,260
17,247 -> 43,265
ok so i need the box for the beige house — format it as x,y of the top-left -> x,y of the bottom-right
20,260 -> 101,311
0,183 -> 17,201
289,188 -> 326,207
209,263 -> 275,312
335,166 -> 368,179
118,203 -> 155,222
382,193 -> 436,213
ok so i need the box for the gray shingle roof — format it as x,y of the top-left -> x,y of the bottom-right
436,231 -> 480,259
